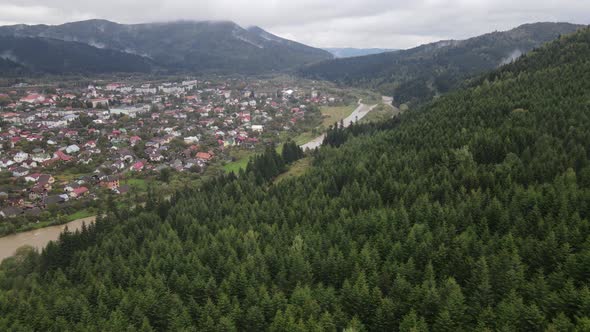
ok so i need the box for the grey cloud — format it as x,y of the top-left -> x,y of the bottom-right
0,0 -> 588,48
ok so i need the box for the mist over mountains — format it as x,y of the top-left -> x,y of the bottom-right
300,22 -> 585,105
0,19 -> 333,75
324,48 -> 399,58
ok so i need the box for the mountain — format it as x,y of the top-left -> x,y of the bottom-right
0,36 -> 157,75
0,19 -> 333,74
1,26 -> 590,330
0,57 -> 25,75
300,22 -> 585,105
324,47 -> 399,58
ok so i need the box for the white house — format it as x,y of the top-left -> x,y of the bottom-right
184,136 -> 200,144
12,167 -> 30,177
0,159 -> 15,169
65,145 -> 80,154
32,153 -> 51,163
13,152 -> 29,163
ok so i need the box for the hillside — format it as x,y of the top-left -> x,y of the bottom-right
300,22 -> 584,105
1,27 -> 590,330
0,19 -> 333,74
324,48 -> 399,58
0,36 -> 157,75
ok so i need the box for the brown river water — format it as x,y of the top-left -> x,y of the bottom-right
0,216 -> 96,262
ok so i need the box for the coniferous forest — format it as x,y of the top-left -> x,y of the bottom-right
1,28 -> 590,331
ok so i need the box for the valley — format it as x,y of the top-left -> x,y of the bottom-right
0,74 -> 380,237
0,10 -> 589,331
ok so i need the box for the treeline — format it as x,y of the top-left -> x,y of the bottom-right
1,28 -> 590,331
245,141 -> 304,184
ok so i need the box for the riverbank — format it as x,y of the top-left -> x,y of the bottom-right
0,216 -> 96,262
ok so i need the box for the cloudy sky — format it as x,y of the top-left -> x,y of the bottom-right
0,0 -> 588,49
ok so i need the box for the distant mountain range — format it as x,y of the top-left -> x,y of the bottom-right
0,19 -> 333,75
324,48 -> 399,58
300,22 -> 585,105
0,35 -> 157,75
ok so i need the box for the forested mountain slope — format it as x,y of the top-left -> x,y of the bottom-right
1,28 -> 590,331
0,36 -> 157,75
0,19 -> 333,74
299,22 -> 584,106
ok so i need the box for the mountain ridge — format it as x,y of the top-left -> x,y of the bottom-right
0,35 -> 158,75
0,19 -> 333,74
324,48 -> 399,58
299,22 -> 586,105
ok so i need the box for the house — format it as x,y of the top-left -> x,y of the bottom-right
149,153 -> 164,162
130,136 -> 142,146
25,173 -> 42,183
0,206 -> 23,218
66,145 -> 81,154
171,159 -> 184,171
70,187 -> 89,198
44,195 -> 65,206
54,150 -> 73,162
196,152 -> 214,162
38,174 -> 55,186
251,125 -> 264,132
32,153 -> 51,163
13,151 -> 29,163
19,94 -> 44,104
12,166 -> 30,177
106,83 -> 123,91
100,176 -> 120,189
113,184 -> 130,195
112,160 -> 126,170
0,159 -> 15,169
64,182 -> 81,192
184,136 -> 199,144
29,185 -> 46,200
89,98 -> 109,108
118,150 -> 135,163
131,161 -> 145,172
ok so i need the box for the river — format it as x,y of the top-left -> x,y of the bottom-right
0,216 -> 96,262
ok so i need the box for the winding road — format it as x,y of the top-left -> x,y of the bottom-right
300,99 -> 384,150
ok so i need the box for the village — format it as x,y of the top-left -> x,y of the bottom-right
0,76 -> 351,233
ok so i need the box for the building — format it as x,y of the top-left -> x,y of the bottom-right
100,176 -> 120,190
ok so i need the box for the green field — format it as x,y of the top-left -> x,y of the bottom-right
293,132 -> 317,146
359,103 -> 401,124
65,209 -> 95,222
320,105 -> 356,128
222,149 -> 257,173
274,157 -> 312,183
293,104 -> 356,146
123,178 -> 149,191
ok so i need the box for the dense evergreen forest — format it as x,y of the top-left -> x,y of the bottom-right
1,28 -> 590,331
0,36 -> 157,75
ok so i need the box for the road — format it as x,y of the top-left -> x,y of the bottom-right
300,101 -> 378,150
